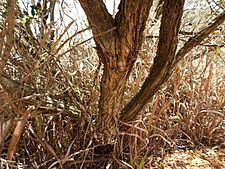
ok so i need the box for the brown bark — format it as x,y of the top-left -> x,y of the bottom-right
79,0 -> 153,138
120,0 -> 185,122
78,0 -> 225,140
120,2 -> 225,123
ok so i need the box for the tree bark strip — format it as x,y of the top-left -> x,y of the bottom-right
79,0 -> 153,138
120,0 -> 185,122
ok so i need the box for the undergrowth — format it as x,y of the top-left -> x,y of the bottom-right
0,41 -> 224,168
0,1 -> 225,168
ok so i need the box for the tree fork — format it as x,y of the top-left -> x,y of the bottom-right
120,0 -> 185,123
79,0 -> 153,139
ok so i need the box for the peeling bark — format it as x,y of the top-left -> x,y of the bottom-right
79,0 -> 153,139
120,0 -> 185,123
78,0 -> 225,140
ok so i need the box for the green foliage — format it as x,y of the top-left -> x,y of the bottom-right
30,3 -> 42,17
20,14 -> 31,27
31,5 -> 37,16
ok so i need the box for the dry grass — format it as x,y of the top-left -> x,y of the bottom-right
0,32 -> 224,169
117,44 -> 225,168
0,2 -> 225,168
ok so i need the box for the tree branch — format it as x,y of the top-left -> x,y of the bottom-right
120,5 -> 225,123
115,0 -> 153,61
78,0 -> 116,56
174,11 -> 225,65
78,0 -> 153,69
120,0 -> 185,123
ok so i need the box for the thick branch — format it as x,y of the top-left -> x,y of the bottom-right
79,0 -> 153,71
120,4 -> 225,123
120,0 -> 185,123
174,11 -> 225,65
115,0 -> 153,62
78,0 -> 116,56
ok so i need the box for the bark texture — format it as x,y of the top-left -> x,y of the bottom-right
0,0 -> 15,73
79,0 -> 153,139
78,0 -> 225,140
120,0 -> 185,122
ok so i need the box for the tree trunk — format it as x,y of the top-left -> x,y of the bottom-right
79,0 -> 153,139
78,0 -> 225,141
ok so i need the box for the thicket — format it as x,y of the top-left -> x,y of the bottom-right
0,0 -> 224,168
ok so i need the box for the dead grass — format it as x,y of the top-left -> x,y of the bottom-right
0,4 -> 225,168
0,36 -> 224,168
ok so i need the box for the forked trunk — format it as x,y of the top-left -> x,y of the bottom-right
79,0 -> 153,140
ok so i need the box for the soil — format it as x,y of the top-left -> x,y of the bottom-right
150,147 -> 225,169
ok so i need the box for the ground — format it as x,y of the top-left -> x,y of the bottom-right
150,147 -> 225,169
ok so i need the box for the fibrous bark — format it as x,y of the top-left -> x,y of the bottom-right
120,0 -> 185,122
79,0 -> 153,139
78,0 -> 225,141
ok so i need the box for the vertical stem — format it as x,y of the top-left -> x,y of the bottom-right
0,0 -> 15,73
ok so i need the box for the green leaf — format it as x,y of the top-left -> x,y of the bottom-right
30,5 -> 38,10
30,5 -> 40,16
31,8 -> 36,16
21,15 -> 31,27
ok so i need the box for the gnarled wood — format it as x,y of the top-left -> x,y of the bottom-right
79,0 -> 153,139
78,0 -> 225,140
